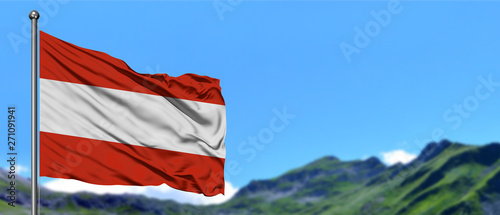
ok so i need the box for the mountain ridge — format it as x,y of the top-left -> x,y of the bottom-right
1,140 -> 500,215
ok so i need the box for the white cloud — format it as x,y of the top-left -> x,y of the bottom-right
381,149 -> 417,165
43,179 -> 238,205
0,164 -> 29,174
16,164 -> 29,174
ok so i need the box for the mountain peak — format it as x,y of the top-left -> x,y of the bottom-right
302,155 -> 340,169
415,139 -> 452,163
314,155 -> 340,163
363,156 -> 383,167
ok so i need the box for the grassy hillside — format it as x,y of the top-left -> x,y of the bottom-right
1,140 -> 499,214
212,141 -> 500,214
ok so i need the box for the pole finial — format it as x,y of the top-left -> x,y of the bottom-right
29,10 -> 39,20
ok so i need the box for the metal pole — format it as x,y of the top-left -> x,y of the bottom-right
29,10 -> 39,215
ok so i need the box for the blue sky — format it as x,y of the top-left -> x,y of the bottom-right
1,0 -> 500,204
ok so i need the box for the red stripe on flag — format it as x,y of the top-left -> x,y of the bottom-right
39,31 -> 225,105
40,131 -> 225,196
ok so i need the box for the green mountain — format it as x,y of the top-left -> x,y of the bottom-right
215,140 -> 500,214
2,140 -> 500,214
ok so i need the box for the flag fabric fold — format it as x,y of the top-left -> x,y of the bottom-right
39,31 -> 226,196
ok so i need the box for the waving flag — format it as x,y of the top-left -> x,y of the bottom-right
39,31 -> 226,196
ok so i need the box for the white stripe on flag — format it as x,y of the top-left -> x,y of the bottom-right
40,78 -> 226,158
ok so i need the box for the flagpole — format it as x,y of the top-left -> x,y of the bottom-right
29,10 -> 39,215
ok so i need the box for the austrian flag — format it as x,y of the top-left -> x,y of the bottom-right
39,31 -> 226,196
